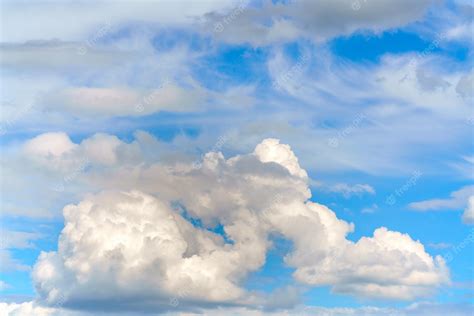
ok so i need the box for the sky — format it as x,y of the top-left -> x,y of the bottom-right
0,0 -> 473,315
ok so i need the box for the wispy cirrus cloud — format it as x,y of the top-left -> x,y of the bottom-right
409,186 -> 474,225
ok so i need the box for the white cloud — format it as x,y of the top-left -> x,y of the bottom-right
462,196 -> 474,224
26,136 -> 449,313
33,191 -> 259,307
0,2 -> 469,178
0,131 -> 164,219
0,302 -> 55,316
23,131 -> 145,170
290,226 -> 448,300
24,132 -> 77,158
409,186 -> 474,225
254,138 -> 308,179
328,183 -> 375,198
409,185 -> 474,211
0,1 -> 470,313
0,301 -> 98,316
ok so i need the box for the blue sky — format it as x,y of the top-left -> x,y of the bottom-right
0,0 -> 473,315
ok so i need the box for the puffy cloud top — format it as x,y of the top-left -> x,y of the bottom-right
24,132 -> 77,158
254,138 -> 308,179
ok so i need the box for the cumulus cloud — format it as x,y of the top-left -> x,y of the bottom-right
23,131 -> 142,171
26,135 -> 449,313
24,132 -> 77,158
33,191 -> 259,309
